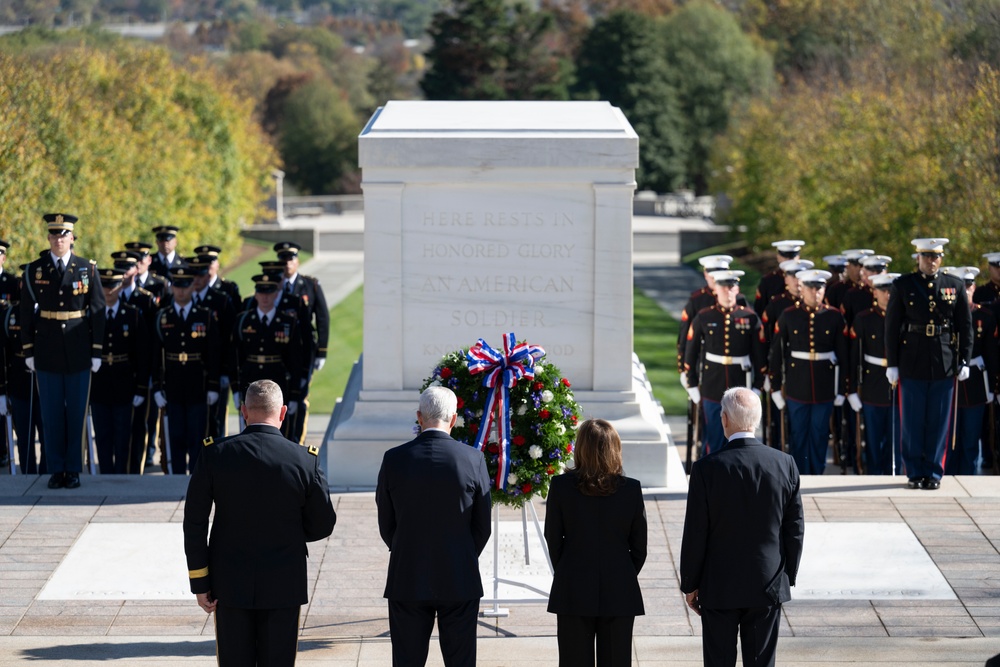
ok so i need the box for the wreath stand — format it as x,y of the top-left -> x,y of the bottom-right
480,498 -> 554,618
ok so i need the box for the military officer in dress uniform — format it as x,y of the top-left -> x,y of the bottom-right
826,249 -> 874,310
0,265 -> 45,474
677,255 -> 747,372
840,255 -> 892,327
90,268 -> 150,474
683,270 -> 765,454
274,242 -> 329,443
151,266 -> 221,475
149,226 -> 184,278
846,273 -> 901,475
184,379 -> 336,666
230,274 -> 306,438
824,255 -> 847,292
0,240 -> 18,468
974,253 -> 1000,305
20,214 -> 106,489
886,238 -> 974,490
769,269 -> 848,474
125,241 -> 170,302
754,240 -> 805,317
942,267 -> 998,475
188,255 -> 236,438
193,245 -> 241,307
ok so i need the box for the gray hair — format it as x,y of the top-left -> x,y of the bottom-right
419,386 -> 457,423
721,387 -> 762,433
244,379 -> 283,414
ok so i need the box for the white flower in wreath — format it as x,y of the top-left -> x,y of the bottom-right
555,423 -> 566,435
558,461 -> 567,474
516,404 -> 527,416
508,472 -> 518,485
430,380 -> 442,387
455,415 -> 465,428
475,409 -> 483,418
528,445 -> 543,460
541,390 -> 554,403
535,363 -> 545,372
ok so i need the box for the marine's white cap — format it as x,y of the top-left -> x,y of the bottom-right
797,269 -> 833,287
779,259 -> 815,274
861,255 -> 892,270
843,249 -> 875,262
983,252 -> 1000,265
871,273 -> 900,289
912,238 -> 949,253
823,254 -> 847,267
713,270 -> 745,285
699,254 -> 734,272
772,240 -> 805,254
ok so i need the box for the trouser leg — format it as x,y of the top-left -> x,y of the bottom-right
387,600 -> 435,667
435,599 -> 478,667
595,615 -> 634,667
556,614 -> 596,667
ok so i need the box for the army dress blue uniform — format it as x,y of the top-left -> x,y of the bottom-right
684,302 -> 765,454
769,301 -> 849,474
849,304 -> 901,474
0,301 -> 45,474
20,215 -> 106,488
885,239 -> 974,489
949,303 -> 998,475
152,300 -> 221,475
190,280 -> 236,440
90,291 -> 150,474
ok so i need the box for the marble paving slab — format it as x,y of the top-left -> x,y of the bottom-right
38,523 -> 189,600
478,518 -> 552,606
795,522 -> 955,600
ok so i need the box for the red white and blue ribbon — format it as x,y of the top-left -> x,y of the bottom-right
466,332 -> 545,490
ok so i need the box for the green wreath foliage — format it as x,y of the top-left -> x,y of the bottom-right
420,346 -> 581,507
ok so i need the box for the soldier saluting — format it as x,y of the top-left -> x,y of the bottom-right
20,214 -> 106,489
885,238 -> 974,490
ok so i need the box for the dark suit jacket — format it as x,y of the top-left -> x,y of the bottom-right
680,437 -> 804,609
544,471 -> 647,616
183,424 -> 336,609
376,429 -> 492,601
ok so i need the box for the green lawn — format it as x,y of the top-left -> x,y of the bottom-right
307,286 -> 364,413
682,241 -> 761,306
633,287 -> 686,416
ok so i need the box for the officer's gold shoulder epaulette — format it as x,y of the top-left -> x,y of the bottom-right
203,437 -> 214,447
89,258 -> 97,264
307,445 -> 319,456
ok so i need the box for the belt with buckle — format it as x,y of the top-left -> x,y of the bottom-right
863,354 -> 888,367
246,355 -> 283,364
704,352 -> 751,366
39,310 -> 86,321
789,350 -> 837,362
101,354 -> 130,365
906,323 -> 951,336
166,352 -> 201,363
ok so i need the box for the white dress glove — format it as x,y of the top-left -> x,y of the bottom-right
287,400 -> 298,415
132,394 -> 145,408
0,395 -> 8,417
771,391 -> 786,411
313,358 -> 326,371
763,376 -> 771,392
25,357 -> 34,372
886,367 -> 899,385
987,391 -> 995,403
220,375 -> 231,390
207,391 -> 219,406
957,365 -> 971,382
232,392 -> 241,411
91,358 -> 102,373
834,394 -> 845,407
847,393 -> 863,413
679,371 -> 688,389
154,391 -> 167,409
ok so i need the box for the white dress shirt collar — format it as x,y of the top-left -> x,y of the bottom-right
727,431 -> 757,442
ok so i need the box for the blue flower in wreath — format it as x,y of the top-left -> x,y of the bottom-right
562,405 -> 572,419
548,450 -> 560,459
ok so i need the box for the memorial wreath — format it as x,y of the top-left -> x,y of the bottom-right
420,333 -> 581,507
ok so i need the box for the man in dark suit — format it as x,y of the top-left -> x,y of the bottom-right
376,386 -> 492,667
680,386 -> 805,667
184,379 -> 336,667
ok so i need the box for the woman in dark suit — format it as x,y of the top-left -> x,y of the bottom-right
544,418 -> 647,666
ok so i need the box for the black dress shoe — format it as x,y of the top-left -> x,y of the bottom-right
64,472 -> 81,489
922,478 -> 941,490
907,477 -> 925,489
47,472 -> 65,489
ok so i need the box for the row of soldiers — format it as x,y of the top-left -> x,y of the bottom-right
678,238 -> 998,489
2,214 -> 329,487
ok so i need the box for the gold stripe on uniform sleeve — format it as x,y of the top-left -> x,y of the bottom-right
189,567 -> 209,579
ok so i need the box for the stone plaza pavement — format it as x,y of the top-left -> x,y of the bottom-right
2,437 -> 1000,666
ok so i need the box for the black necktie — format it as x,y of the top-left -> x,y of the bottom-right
107,308 -> 113,320
56,258 -> 65,276
261,314 -> 269,327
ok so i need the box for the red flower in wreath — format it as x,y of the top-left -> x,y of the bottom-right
512,435 -> 526,447
487,443 -> 500,454
539,409 -> 551,420
546,465 -> 555,475
521,483 -> 533,494
533,381 -> 544,391
565,443 -> 573,453
561,378 -> 571,387
456,397 -> 464,409
440,367 -> 453,379
469,423 -> 479,435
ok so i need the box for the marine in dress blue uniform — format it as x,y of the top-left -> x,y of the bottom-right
846,273 -> 902,475
274,242 -> 330,444
885,238 -> 974,490
942,267 -> 998,475
89,268 -> 150,474
151,266 -> 221,475
683,271 -> 766,454
973,252 -> 1000,305
754,240 -> 805,318
769,270 -> 849,474
825,249 -> 873,310
20,214 -> 106,489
